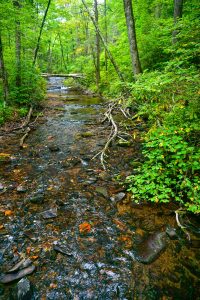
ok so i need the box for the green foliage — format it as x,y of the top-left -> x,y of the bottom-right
126,126 -> 200,213
0,104 -> 14,125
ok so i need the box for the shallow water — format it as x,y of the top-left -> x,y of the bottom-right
0,79 -> 199,299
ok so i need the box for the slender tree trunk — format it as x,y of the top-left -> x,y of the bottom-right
33,0 -> 51,66
58,33 -> 68,71
0,32 -> 9,107
13,0 -> 21,88
172,0 -> 184,43
123,0 -> 142,79
94,0 -> 100,89
81,0 -> 124,82
104,0 -> 108,72
47,35 -> 57,73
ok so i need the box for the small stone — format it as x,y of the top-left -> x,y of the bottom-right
117,139 -> 131,147
17,277 -> 33,300
29,194 -> 44,204
95,187 -> 109,198
24,230 -> 38,243
41,208 -> 57,219
48,145 -> 60,152
113,192 -> 126,202
17,185 -> 27,193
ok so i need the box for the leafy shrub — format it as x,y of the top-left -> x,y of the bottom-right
126,126 -> 200,213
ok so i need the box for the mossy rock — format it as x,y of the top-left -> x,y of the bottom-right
117,139 -> 131,147
81,132 -> 93,138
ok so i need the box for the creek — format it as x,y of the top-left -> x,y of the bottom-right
0,78 -> 199,299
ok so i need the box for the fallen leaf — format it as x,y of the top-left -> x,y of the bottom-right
50,283 -> 58,289
0,225 -> 4,230
79,222 -> 91,234
30,255 -> 39,260
26,247 -> 31,255
4,210 -> 13,216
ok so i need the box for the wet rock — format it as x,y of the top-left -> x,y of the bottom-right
16,277 -> 33,300
29,194 -> 44,204
17,185 -> 27,193
24,230 -> 38,243
117,139 -> 131,147
46,291 -> 68,300
84,177 -> 97,185
190,239 -> 200,248
62,157 -> 80,168
8,258 -> 32,273
48,144 -> 60,152
98,171 -> 111,181
166,226 -> 178,240
41,208 -> 57,219
111,192 -> 126,203
95,187 -> 109,198
0,265 -> 35,284
53,243 -> 73,256
134,232 -> 167,264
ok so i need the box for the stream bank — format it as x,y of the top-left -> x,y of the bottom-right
0,78 -> 199,299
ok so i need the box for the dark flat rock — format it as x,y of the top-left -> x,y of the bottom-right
0,265 -> 35,284
134,232 -> 167,264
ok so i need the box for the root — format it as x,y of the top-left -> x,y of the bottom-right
20,127 -> 31,148
92,102 -> 131,170
175,208 -> 191,241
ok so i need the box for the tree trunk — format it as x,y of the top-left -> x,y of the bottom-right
94,0 -> 100,90
123,0 -> 142,78
81,0 -> 124,82
33,0 -> 51,66
0,32 -> 9,107
104,0 -> 108,72
13,0 -> 21,88
58,33 -> 68,72
172,0 -> 184,43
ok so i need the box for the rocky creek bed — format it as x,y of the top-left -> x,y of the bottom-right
0,79 -> 200,299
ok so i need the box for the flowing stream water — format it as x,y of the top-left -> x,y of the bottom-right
0,78 -> 199,299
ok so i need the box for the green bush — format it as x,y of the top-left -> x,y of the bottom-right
126,125 -> 200,213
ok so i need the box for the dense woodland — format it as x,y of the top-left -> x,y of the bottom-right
0,0 -> 199,213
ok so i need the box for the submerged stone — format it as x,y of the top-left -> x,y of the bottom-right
48,144 -> 60,152
17,185 -> 27,193
17,277 -> 33,300
95,187 -> 109,198
134,232 -> 167,264
41,208 -> 57,219
29,194 -> 44,204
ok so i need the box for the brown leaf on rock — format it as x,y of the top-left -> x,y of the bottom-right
4,210 -> 13,216
79,222 -> 91,234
